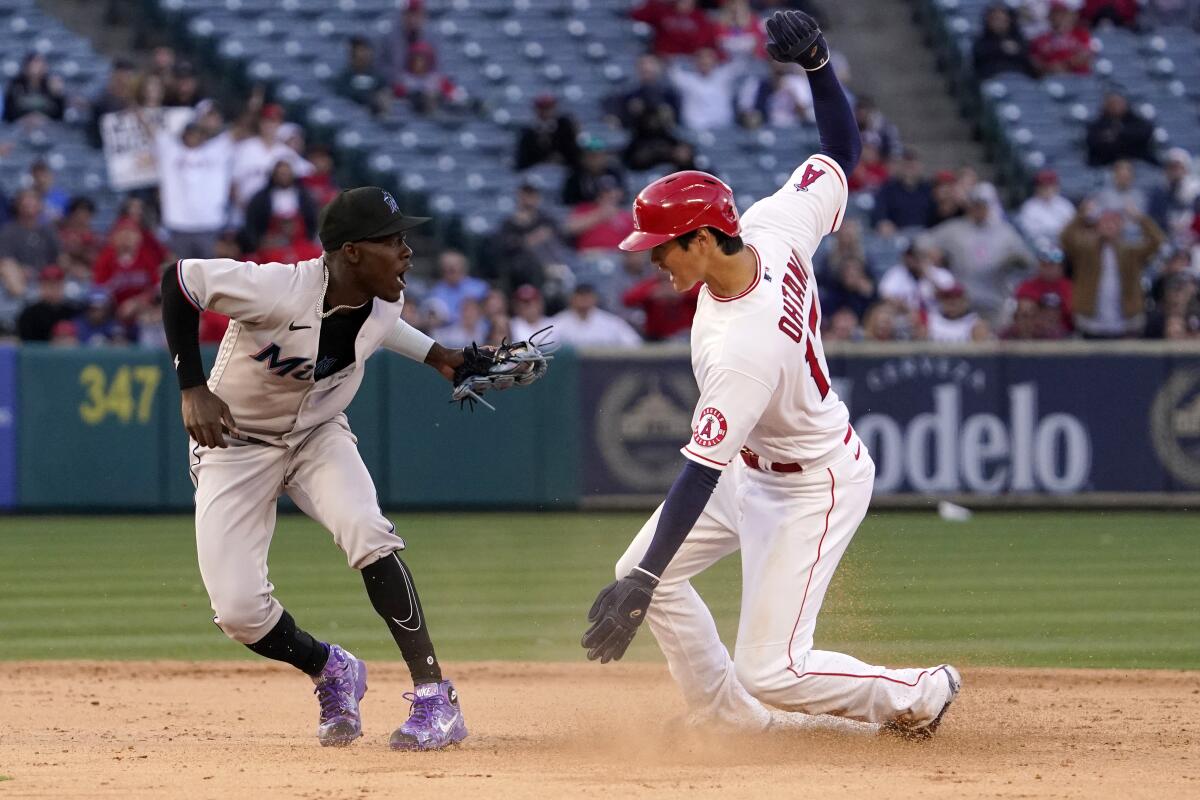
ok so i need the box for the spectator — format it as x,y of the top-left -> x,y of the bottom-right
563,139 -> 626,206
231,104 -> 314,214
509,284 -> 554,342
737,59 -> 814,129
28,160 -> 69,222
861,302 -> 900,341
877,238 -> 956,317
551,284 -> 642,347
930,169 -> 966,226
17,265 -> 80,341
1030,2 -> 1092,76
823,306 -> 862,342
249,215 -> 323,265
515,94 -> 581,171
1149,247 -> 1197,308
1094,159 -> 1147,215
820,257 -> 878,323
973,3 -> 1035,79
49,319 -> 79,347
337,35 -> 392,116
0,190 -> 60,274
300,145 -> 340,208
927,182 -> 1036,321
164,61 -> 204,108
135,73 -> 167,111
57,197 -> 101,277
632,0 -> 718,57
610,54 -> 681,133
669,47 -> 745,131
3,52 -> 66,123
1146,256 -> 1200,338
622,269 -> 699,341
113,197 -> 169,268
92,220 -> 162,324
1017,169 -> 1077,243
72,289 -> 127,346
818,217 -> 869,276
854,96 -> 901,160
426,250 -> 489,327
871,150 -> 935,234
1015,245 -> 1074,334
715,0 -> 768,61
924,284 -> 992,342
1086,91 -> 1156,167
494,182 -> 573,292
394,41 -> 466,114
153,117 -> 234,259
1061,204 -> 1166,338
380,1 -> 429,85
564,180 -> 636,252
432,297 -> 489,349
90,59 -> 138,147
0,257 -> 27,336
1080,0 -> 1140,28
241,160 -> 319,254
1147,148 -> 1200,244
847,142 -> 889,193
1001,296 -> 1041,340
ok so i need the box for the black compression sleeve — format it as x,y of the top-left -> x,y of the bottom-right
161,262 -> 207,390
637,459 -> 722,578
809,63 -> 861,174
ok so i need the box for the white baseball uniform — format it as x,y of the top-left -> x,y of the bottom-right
616,155 -> 955,730
177,256 -> 434,643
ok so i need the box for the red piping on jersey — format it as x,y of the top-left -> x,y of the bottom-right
683,446 -> 728,467
176,259 -> 203,311
786,468 -> 835,679
706,244 -> 762,303
810,155 -> 846,233
843,425 -> 852,445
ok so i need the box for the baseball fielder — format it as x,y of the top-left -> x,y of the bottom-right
161,187 -> 538,750
581,12 -> 961,738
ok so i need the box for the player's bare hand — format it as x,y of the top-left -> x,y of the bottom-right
181,386 -> 238,448
582,570 -> 658,664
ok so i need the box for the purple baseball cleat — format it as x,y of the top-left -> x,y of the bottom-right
312,644 -> 368,747
389,679 -> 468,751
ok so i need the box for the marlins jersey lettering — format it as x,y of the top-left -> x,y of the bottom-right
177,257 -> 433,443
681,154 -> 849,470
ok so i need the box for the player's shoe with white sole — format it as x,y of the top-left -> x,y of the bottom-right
880,664 -> 961,741
389,679 -> 468,751
312,644 -> 368,747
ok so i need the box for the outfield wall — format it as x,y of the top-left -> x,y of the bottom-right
2,342 -> 1199,511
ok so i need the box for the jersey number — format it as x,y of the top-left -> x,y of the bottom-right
794,164 -> 825,192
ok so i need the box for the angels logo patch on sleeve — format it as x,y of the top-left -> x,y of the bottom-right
693,407 -> 728,447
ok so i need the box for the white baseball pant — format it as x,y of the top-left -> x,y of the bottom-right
616,438 -> 953,730
190,416 -> 403,644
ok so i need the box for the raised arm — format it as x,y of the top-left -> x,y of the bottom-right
765,10 -> 860,173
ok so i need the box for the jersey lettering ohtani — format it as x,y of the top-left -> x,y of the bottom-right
681,154 -> 850,471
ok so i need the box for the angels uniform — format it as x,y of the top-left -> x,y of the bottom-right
616,156 -> 955,729
177,255 -> 433,643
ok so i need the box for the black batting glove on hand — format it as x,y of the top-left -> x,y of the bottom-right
765,10 -> 830,72
582,569 -> 659,664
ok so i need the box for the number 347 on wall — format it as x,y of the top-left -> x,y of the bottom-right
79,365 -> 161,425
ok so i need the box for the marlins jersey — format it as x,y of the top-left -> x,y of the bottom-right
681,154 -> 851,471
177,256 -> 433,444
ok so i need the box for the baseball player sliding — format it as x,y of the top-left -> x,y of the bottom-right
161,187 -> 546,750
582,11 -> 961,739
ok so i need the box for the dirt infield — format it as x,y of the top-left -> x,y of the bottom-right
1,661 -> 1197,799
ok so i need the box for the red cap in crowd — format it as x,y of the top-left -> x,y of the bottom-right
514,284 -> 541,302
261,103 -> 285,121
39,265 -> 65,282
1035,169 -> 1059,186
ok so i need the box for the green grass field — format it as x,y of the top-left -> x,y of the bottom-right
0,511 -> 1196,669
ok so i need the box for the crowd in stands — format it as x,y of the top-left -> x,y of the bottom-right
2,0 -> 1199,351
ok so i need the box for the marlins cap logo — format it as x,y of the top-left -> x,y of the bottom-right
381,190 -> 400,214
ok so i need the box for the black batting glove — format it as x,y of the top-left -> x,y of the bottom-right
581,569 -> 659,664
765,10 -> 830,72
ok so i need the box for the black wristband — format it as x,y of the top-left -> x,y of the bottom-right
161,262 -> 207,390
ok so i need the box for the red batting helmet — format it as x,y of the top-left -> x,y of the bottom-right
618,170 -> 741,252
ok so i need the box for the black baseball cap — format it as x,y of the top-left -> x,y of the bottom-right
318,186 -> 430,252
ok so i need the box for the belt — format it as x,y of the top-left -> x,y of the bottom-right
739,425 -> 858,474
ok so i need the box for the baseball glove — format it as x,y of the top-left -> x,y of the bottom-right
765,9 -> 830,72
451,326 -> 554,411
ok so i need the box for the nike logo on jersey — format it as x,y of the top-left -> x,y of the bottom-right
288,322 -> 312,331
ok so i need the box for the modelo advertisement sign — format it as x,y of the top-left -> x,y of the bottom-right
579,347 -> 1200,502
